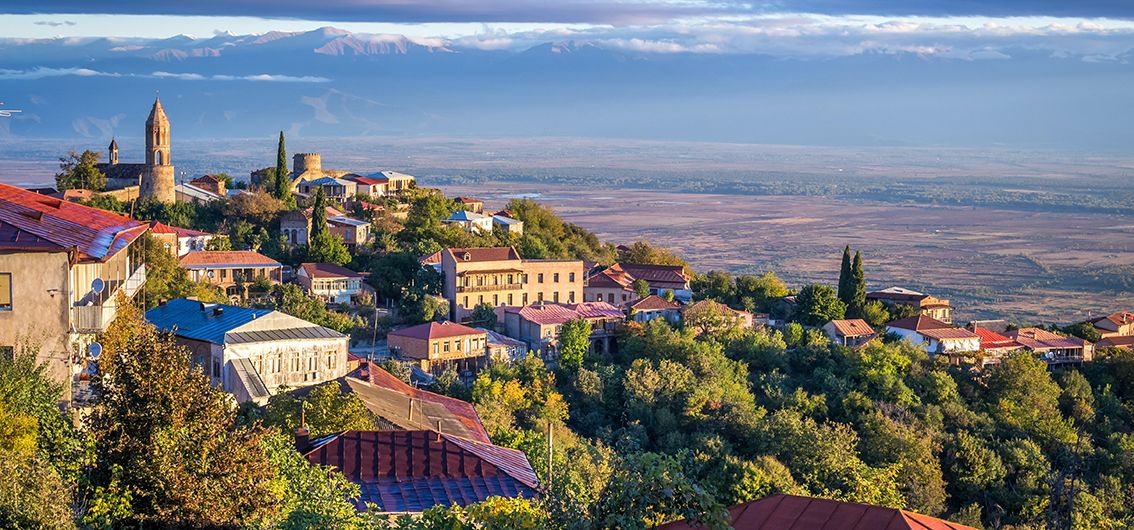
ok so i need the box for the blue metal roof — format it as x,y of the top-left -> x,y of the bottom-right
146,298 -> 273,345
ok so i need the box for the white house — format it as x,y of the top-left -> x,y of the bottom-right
886,315 -> 980,354
147,298 -> 349,403
298,262 -> 368,304
444,210 -> 495,233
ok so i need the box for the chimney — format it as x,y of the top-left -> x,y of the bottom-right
294,403 -> 310,451
213,307 -> 224,317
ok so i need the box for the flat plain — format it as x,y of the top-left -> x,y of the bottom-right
440,182 -> 1134,324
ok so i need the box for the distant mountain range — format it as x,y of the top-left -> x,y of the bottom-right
1,27 -> 1131,151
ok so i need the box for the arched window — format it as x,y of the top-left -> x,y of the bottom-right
156,151 -> 164,165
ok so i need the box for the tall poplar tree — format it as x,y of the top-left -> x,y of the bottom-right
272,131 -> 289,201
837,245 -> 852,308
849,251 -> 867,317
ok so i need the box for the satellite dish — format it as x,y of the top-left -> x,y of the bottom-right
91,278 -> 105,294
88,342 -> 102,359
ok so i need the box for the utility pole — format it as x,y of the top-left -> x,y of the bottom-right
546,420 -> 554,492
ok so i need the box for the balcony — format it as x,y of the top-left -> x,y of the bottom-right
71,264 -> 147,333
456,282 -> 524,294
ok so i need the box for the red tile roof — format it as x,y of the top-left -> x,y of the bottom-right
628,295 -> 681,311
348,176 -> 389,185
504,302 -> 623,326
388,321 -> 485,341
444,247 -> 521,263
1091,312 -> 1134,329
658,494 -> 978,530
972,327 -> 1020,351
887,315 -> 978,341
179,250 -> 281,268
1007,328 -> 1090,351
420,250 -> 442,265
300,262 -> 363,279
0,183 -> 148,262
587,268 -> 633,289
358,364 -> 491,443
457,197 -> 482,204
148,221 -> 212,237
827,319 -> 875,337
303,430 -> 538,512
1098,336 -> 1134,349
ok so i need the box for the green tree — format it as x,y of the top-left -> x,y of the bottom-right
794,284 -> 847,326
272,131 -> 291,202
558,318 -> 592,372
837,245 -> 852,307
849,251 -> 867,318
262,383 -> 377,437
80,194 -> 126,213
736,272 -> 788,312
987,351 -> 1076,446
260,432 -> 362,529
470,302 -> 498,329
87,312 -> 278,527
270,283 -> 359,333
861,300 -> 891,327
55,149 -> 106,191
632,278 -> 651,299
304,188 -> 351,265
591,452 -> 729,530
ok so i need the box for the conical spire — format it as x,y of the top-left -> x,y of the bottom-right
108,137 -> 117,150
146,96 -> 168,126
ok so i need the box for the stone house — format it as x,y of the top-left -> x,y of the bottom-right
501,301 -> 624,358
822,319 -> 877,348
179,250 -> 282,301
0,183 -> 149,404
440,247 -> 584,322
280,207 -> 370,248
147,298 -> 349,403
867,286 -> 954,324
585,262 -> 692,306
627,295 -> 683,325
886,315 -> 980,355
297,262 -> 368,305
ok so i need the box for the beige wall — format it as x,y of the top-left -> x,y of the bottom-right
388,331 -> 487,373
0,251 -> 74,399
585,286 -> 633,306
442,254 -> 583,322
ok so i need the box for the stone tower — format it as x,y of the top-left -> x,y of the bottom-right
140,97 -> 175,203
108,138 -> 118,165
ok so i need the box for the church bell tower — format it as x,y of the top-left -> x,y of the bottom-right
140,97 -> 175,203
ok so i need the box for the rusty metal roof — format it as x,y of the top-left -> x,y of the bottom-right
346,364 -> 491,444
0,183 -> 147,262
659,494 -> 979,530
303,430 -> 538,513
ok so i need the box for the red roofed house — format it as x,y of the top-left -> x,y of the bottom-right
440,247 -> 584,322
886,315 -> 980,355
0,183 -> 150,403
822,319 -> 877,348
1087,311 -> 1134,339
1007,327 -> 1093,364
457,197 -> 484,214
297,262 -> 368,305
867,286 -> 954,324
658,494 -> 978,530
387,321 -> 488,375
148,220 -> 217,257
627,294 -> 683,325
1097,336 -> 1134,351
969,326 -> 1022,366
179,250 -> 282,301
188,174 -> 226,196
585,262 -> 692,306
501,301 -> 624,357
346,175 -> 389,197
302,429 -> 539,514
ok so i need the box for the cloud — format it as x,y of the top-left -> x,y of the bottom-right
0,67 -> 330,82
2,1 -> 1133,24
33,20 -> 76,27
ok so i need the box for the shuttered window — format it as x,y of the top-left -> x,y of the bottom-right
0,273 -> 11,310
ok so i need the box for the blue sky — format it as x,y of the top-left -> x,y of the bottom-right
1,1 -> 1133,60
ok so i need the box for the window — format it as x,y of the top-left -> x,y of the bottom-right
623,294 -> 628,301
537,292 -> 544,302
569,291 -> 575,303
507,274 -> 514,284
553,291 -> 559,303
569,272 -> 575,282
537,273 -> 544,283
444,341 -> 451,352
213,359 -> 221,378
456,339 -> 462,351
0,273 -> 11,311
507,294 -> 513,305
523,293 -> 528,305
597,293 -> 604,302
493,294 -> 499,306
553,273 -> 560,283
478,295 -> 484,304
434,342 -> 439,354
463,296 -> 469,307
463,277 -> 470,287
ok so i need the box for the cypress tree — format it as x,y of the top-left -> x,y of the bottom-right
311,188 -> 329,240
273,131 -> 288,200
850,250 -> 866,317
837,245 -> 852,307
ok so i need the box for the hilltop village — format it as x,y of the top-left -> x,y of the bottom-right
3,101 -> 1134,529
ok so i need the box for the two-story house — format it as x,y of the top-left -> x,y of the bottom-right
297,262 -> 367,304
440,247 -> 584,322
0,184 -> 149,403
387,321 -> 488,375
501,301 -> 624,358
179,250 -> 282,300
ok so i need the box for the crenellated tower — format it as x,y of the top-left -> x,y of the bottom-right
140,97 -> 175,203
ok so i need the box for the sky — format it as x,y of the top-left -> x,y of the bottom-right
1,1 -> 1133,59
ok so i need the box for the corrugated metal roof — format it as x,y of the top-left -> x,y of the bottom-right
304,430 -> 538,513
145,298 -> 344,345
179,250 -> 281,268
389,321 -> 484,341
344,364 -> 491,444
658,494 -> 979,530
0,183 -> 147,262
